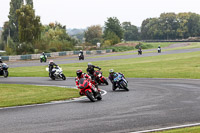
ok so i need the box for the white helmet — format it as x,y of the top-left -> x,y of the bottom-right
109,69 -> 114,73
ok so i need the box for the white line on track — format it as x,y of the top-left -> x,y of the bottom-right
0,85 -> 107,110
130,123 -> 200,133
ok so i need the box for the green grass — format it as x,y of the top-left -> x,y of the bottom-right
0,84 -> 79,107
155,126 -> 200,133
9,51 -> 200,79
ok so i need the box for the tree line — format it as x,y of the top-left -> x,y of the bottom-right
0,0 -> 200,55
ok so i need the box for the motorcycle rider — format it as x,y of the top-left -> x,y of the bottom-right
48,60 -> 58,77
0,57 -> 3,69
0,57 -> 3,63
86,62 -> 101,80
75,69 -> 99,96
79,50 -> 83,56
138,46 -> 142,55
42,52 -> 47,61
158,45 -> 161,53
108,69 -> 127,91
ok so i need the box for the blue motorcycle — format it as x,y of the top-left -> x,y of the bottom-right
113,73 -> 129,91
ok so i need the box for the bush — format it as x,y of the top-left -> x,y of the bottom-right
135,43 -> 153,49
102,46 -> 135,52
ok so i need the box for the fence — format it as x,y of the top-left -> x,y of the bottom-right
1,49 -> 113,61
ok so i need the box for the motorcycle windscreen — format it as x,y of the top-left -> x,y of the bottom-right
79,78 -> 89,88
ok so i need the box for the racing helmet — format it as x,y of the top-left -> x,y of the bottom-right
88,62 -> 92,67
109,69 -> 114,75
76,69 -> 83,77
49,60 -> 54,65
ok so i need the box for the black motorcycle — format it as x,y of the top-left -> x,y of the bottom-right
79,53 -> 84,60
0,63 -> 9,78
138,48 -> 142,55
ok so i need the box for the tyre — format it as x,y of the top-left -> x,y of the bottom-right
103,78 -> 109,85
40,59 -> 42,63
61,74 -> 66,80
96,92 -> 102,101
3,70 -> 8,78
121,81 -> 129,91
85,90 -> 95,102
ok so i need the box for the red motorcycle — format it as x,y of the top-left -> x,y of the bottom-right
94,70 -> 108,85
79,78 -> 102,102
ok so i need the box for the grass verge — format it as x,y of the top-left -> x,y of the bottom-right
155,126 -> 200,133
0,84 -> 79,107
9,51 -> 200,79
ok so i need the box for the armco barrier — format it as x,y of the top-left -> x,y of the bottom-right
59,52 -> 66,56
1,56 -> 9,61
2,49 -> 112,61
20,55 -> 32,60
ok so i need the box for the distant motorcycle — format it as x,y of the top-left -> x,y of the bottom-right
0,63 -> 9,78
113,73 -> 129,91
78,78 -> 102,102
94,70 -> 108,85
158,47 -> 161,53
46,66 -> 66,80
40,55 -> 47,63
78,53 -> 84,60
138,48 -> 142,55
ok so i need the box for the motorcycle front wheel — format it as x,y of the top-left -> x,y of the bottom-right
61,74 -> 66,80
120,81 -> 129,91
85,90 -> 95,102
3,70 -> 8,78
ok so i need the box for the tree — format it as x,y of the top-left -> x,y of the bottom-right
122,22 -> 139,41
26,0 -> 33,7
16,5 -> 42,43
8,0 -> 23,42
84,25 -> 103,45
104,17 -> 124,40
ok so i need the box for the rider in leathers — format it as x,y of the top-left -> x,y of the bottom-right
48,60 -> 58,77
86,62 -> 101,80
108,69 -> 126,91
75,69 -> 99,96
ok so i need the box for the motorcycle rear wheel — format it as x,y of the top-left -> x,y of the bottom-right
86,90 -> 95,102
3,70 -> 8,78
103,78 -> 109,85
96,92 -> 102,101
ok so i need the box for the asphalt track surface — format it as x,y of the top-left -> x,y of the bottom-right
6,47 -> 200,68
1,47 -> 200,133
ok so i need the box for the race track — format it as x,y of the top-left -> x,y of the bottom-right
1,46 -> 200,133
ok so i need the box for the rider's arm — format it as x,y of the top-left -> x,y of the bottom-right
75,78 -> 80,88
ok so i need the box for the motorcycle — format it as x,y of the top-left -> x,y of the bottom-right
158,48 -> 161,53
78,53 -> 84,60
138,49 -> 142,55
40,55 -> 47,63
113,73 -> 129,91
0,63 -> 9,78
94,70 -> 108,85
46,66 -> 66,80
78,78 -> 102,102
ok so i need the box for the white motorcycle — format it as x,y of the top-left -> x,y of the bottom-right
46,66 -> 66,80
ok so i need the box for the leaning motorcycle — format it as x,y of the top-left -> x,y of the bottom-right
94,70 -> 108,85
40,55 -> 47,63
78,78 -> 102,102
78,53 -> 84,60
158,48 -> 161,53
46,66 -> 66,80
113,74 -> 129,91
0,63 -> 9,78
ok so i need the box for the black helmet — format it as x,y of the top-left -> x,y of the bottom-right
76,69 -> 82,77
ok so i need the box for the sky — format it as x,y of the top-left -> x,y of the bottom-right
0,0 -> 200,29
